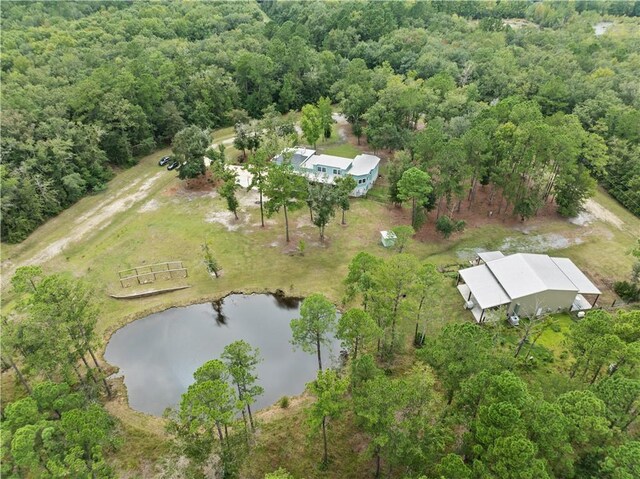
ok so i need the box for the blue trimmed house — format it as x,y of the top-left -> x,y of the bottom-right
274,147 -> 381,197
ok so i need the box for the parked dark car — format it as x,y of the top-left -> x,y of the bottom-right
159,156 -> 171,166
167,159 -> 181,170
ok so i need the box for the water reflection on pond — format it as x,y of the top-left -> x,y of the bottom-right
105,294 -> 338,416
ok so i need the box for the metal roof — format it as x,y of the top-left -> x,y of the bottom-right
304,154 -> 353,171
521,254 -> 579,292
349,154 -> 380,176
458,264 -> 511,309
485,253 -> 578,299
477,251 -> 505,263
551,257 -> 601,295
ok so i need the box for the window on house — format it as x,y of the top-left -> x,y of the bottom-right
333,169 -> 339,175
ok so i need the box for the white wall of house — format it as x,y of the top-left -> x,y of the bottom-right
508,289 -> 579,317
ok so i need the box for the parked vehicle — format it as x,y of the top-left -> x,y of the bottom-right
159,156 -> 171,166
167,159 -> 181,170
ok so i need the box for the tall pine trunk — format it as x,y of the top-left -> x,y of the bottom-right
247,401 -> 255,431
80,354 -> 99,385
321,416 -> 328,465
236,383 -> 248,431
4,355 -> 31,394
72,363 -> 85,384
284,205 -> 290,242
316,333 -> 323,371
88,347 -> 112,398
259,188 -> 264,227
411,197 -> 416,228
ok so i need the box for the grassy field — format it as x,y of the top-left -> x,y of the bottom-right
2,121 -> 639,476
535,313 -> 574,357
321,143 -> 362,159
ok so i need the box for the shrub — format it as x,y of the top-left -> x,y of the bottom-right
614,281 -> 640,302
297,240 -> 306,256
278,396 -> 290,409
436,215 -> 466,239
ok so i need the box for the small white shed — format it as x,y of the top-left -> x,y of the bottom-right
380,230 -> 397,248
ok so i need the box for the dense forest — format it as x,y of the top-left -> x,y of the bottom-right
1,0 -> 639,243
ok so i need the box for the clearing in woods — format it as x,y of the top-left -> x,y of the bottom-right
1,122 -> 639,477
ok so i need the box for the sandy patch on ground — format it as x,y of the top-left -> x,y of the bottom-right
570,199 -> 624,230
295,214 -> 313,229
239,189 -> 262,208
456,233 -> 585,261
17,172 -> 163,269
205,210 -> 248,231
500,232 -> 583,253
332,112 -> 349,141
252,219 -> 277,228
332,112 -> 348,124
138,199 -> 160,213
227,165 -> 254,189
503,18 -> 539,29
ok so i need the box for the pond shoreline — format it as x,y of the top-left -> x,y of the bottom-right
99,288 -> 302,420
102,292 -> 332,417
99,287 -> 304,362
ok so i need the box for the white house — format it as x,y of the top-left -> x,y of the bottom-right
456,252 -> 601,322
274,147 -> 381,197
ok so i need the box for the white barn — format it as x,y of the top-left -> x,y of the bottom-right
456,252 -> 601,322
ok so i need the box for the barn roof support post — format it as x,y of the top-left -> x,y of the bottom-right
456,273 -> 461,286
479,309 -> 485,323
592,294 -> 599,307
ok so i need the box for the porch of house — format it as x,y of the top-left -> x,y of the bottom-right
457,284 -> 485,323
571,294 -> 595,312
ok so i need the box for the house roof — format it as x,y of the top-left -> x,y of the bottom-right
279,147 -> 315,168
459,264 -> 511,309
485,253 -> 578,299
304,154 -> 353,171
551,257 -> 601,295
349,154 -> 380,176
477,251 -> 505,263
460,251 -> 600,310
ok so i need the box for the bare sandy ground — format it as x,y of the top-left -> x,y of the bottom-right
570,198 -> 624,229
2,172 -> 164,285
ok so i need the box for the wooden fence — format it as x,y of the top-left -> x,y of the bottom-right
118,261 -> 188,288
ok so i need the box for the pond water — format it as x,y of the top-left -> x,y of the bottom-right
104,294 -> 339,416
594,22 -> 613,36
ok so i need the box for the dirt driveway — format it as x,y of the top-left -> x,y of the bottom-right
2,172 -> 164,287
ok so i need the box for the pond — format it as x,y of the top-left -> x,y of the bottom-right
104,294 -> 339,416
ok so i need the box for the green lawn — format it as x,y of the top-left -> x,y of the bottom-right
320,143 -> 361,159
536,313 -> 573,357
